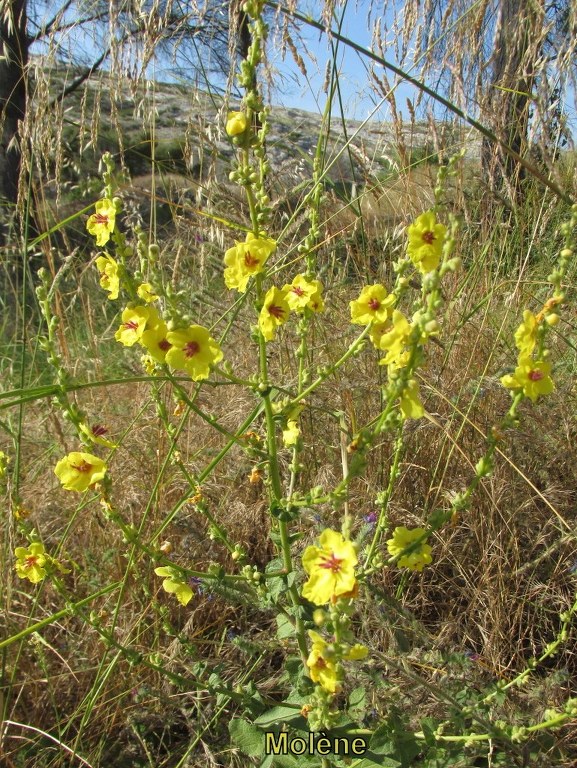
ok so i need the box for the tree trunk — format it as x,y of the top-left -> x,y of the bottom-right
481,0 -> 542,208
0,0 -> 28,245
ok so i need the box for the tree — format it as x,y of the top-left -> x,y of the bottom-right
371,0 -> 576,208
0,0 -> 28,237
0,0 -> 254,249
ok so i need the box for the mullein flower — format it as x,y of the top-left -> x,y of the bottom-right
259,286 -> 290,342
283,275 -> 325,313
165,325 -> 223,380
54,452 -> 107,491
374,310 -> 412,368
302,529 -> 358,605
79,423 -> 116,448
141,309 -> 172,363
115,306 -> 152,346
224,233 -> 276,292
386,526 -> 432,571
137,283 -> 159,303
0,450 -> 9,478
306,631 -> 369,694
500,357 -> 554,402
14,542 -> 70,584
399,379 -> 425,420
14,543 -> 48,583
226,111 -> 248,137
406,211 -> 446,273
350,284 -> 395,325
282,419 -> 300,446
95,255 -> 120,299
154,566 -> 194,606
513,310 -> 538,357
87,199 -> 116,246
306,631 -> 339,693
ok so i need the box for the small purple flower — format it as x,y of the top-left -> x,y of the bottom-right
364,511 -> 377,526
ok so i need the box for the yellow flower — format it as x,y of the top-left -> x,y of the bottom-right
306,631 -> 369,694
259,286 -> 290,342
115,305 -> 151,346
282,419 -> 300,446
79,423 -> 116,448
307,630 -> 339,693
500,357 -> 554,402
302,529 -> 358,605
54,452 -> 107,492
0,450 -> 9,478
514,310 -> 538,357
375,310 -> 412,368
224,233 -> 276,292
154,566 -> 193,606
350,284 -> 396,325
141,310 -> 172,363
95,255 -> 120,299
87,199 -> 116,246
283,275 -> 325,313
399,379 -> 424,420
14,542 -> 47,584
406,211 -> 446,273
165,325 -> 223,380
137,283 -> 159,303
386,526 -> 432,571
226,111 -> 248,137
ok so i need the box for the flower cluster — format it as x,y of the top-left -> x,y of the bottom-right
87,198 -> 117,246
306,630 -> 368,694
350,284 -> 424,419
500,309 -> 555,402
301,530 -> 368,699
224,233 -> 277,292
114,304 -> 222,380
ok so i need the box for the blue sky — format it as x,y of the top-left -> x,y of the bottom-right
268,1 -> 416,122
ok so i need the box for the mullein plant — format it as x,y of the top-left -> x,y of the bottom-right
12,0 -> 577,758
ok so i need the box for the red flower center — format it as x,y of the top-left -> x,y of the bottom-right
319,552 -> 343,573
92,424 -> 108,437
123,320 -> 139,331
25,555 -> 39,569
422,230 -> 435,244
184,340 -> 200,357
93,213 -> 109,225
315,657 -> 327,669
71,460 -> 92,473
368,298 -> 380,311
292,286 -> 305,296
528,369 -> 544,381
244,251 -> 260,269
159,338 -> 171,351
268,304 -> 285,320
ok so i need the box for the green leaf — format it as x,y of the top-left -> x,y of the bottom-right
276,614 -> 294,640
369,715 -> 420,768
348,687 -> 367,720
351,755 -> 401,768
254,706 -> 308,730
229,718 -> 265,757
